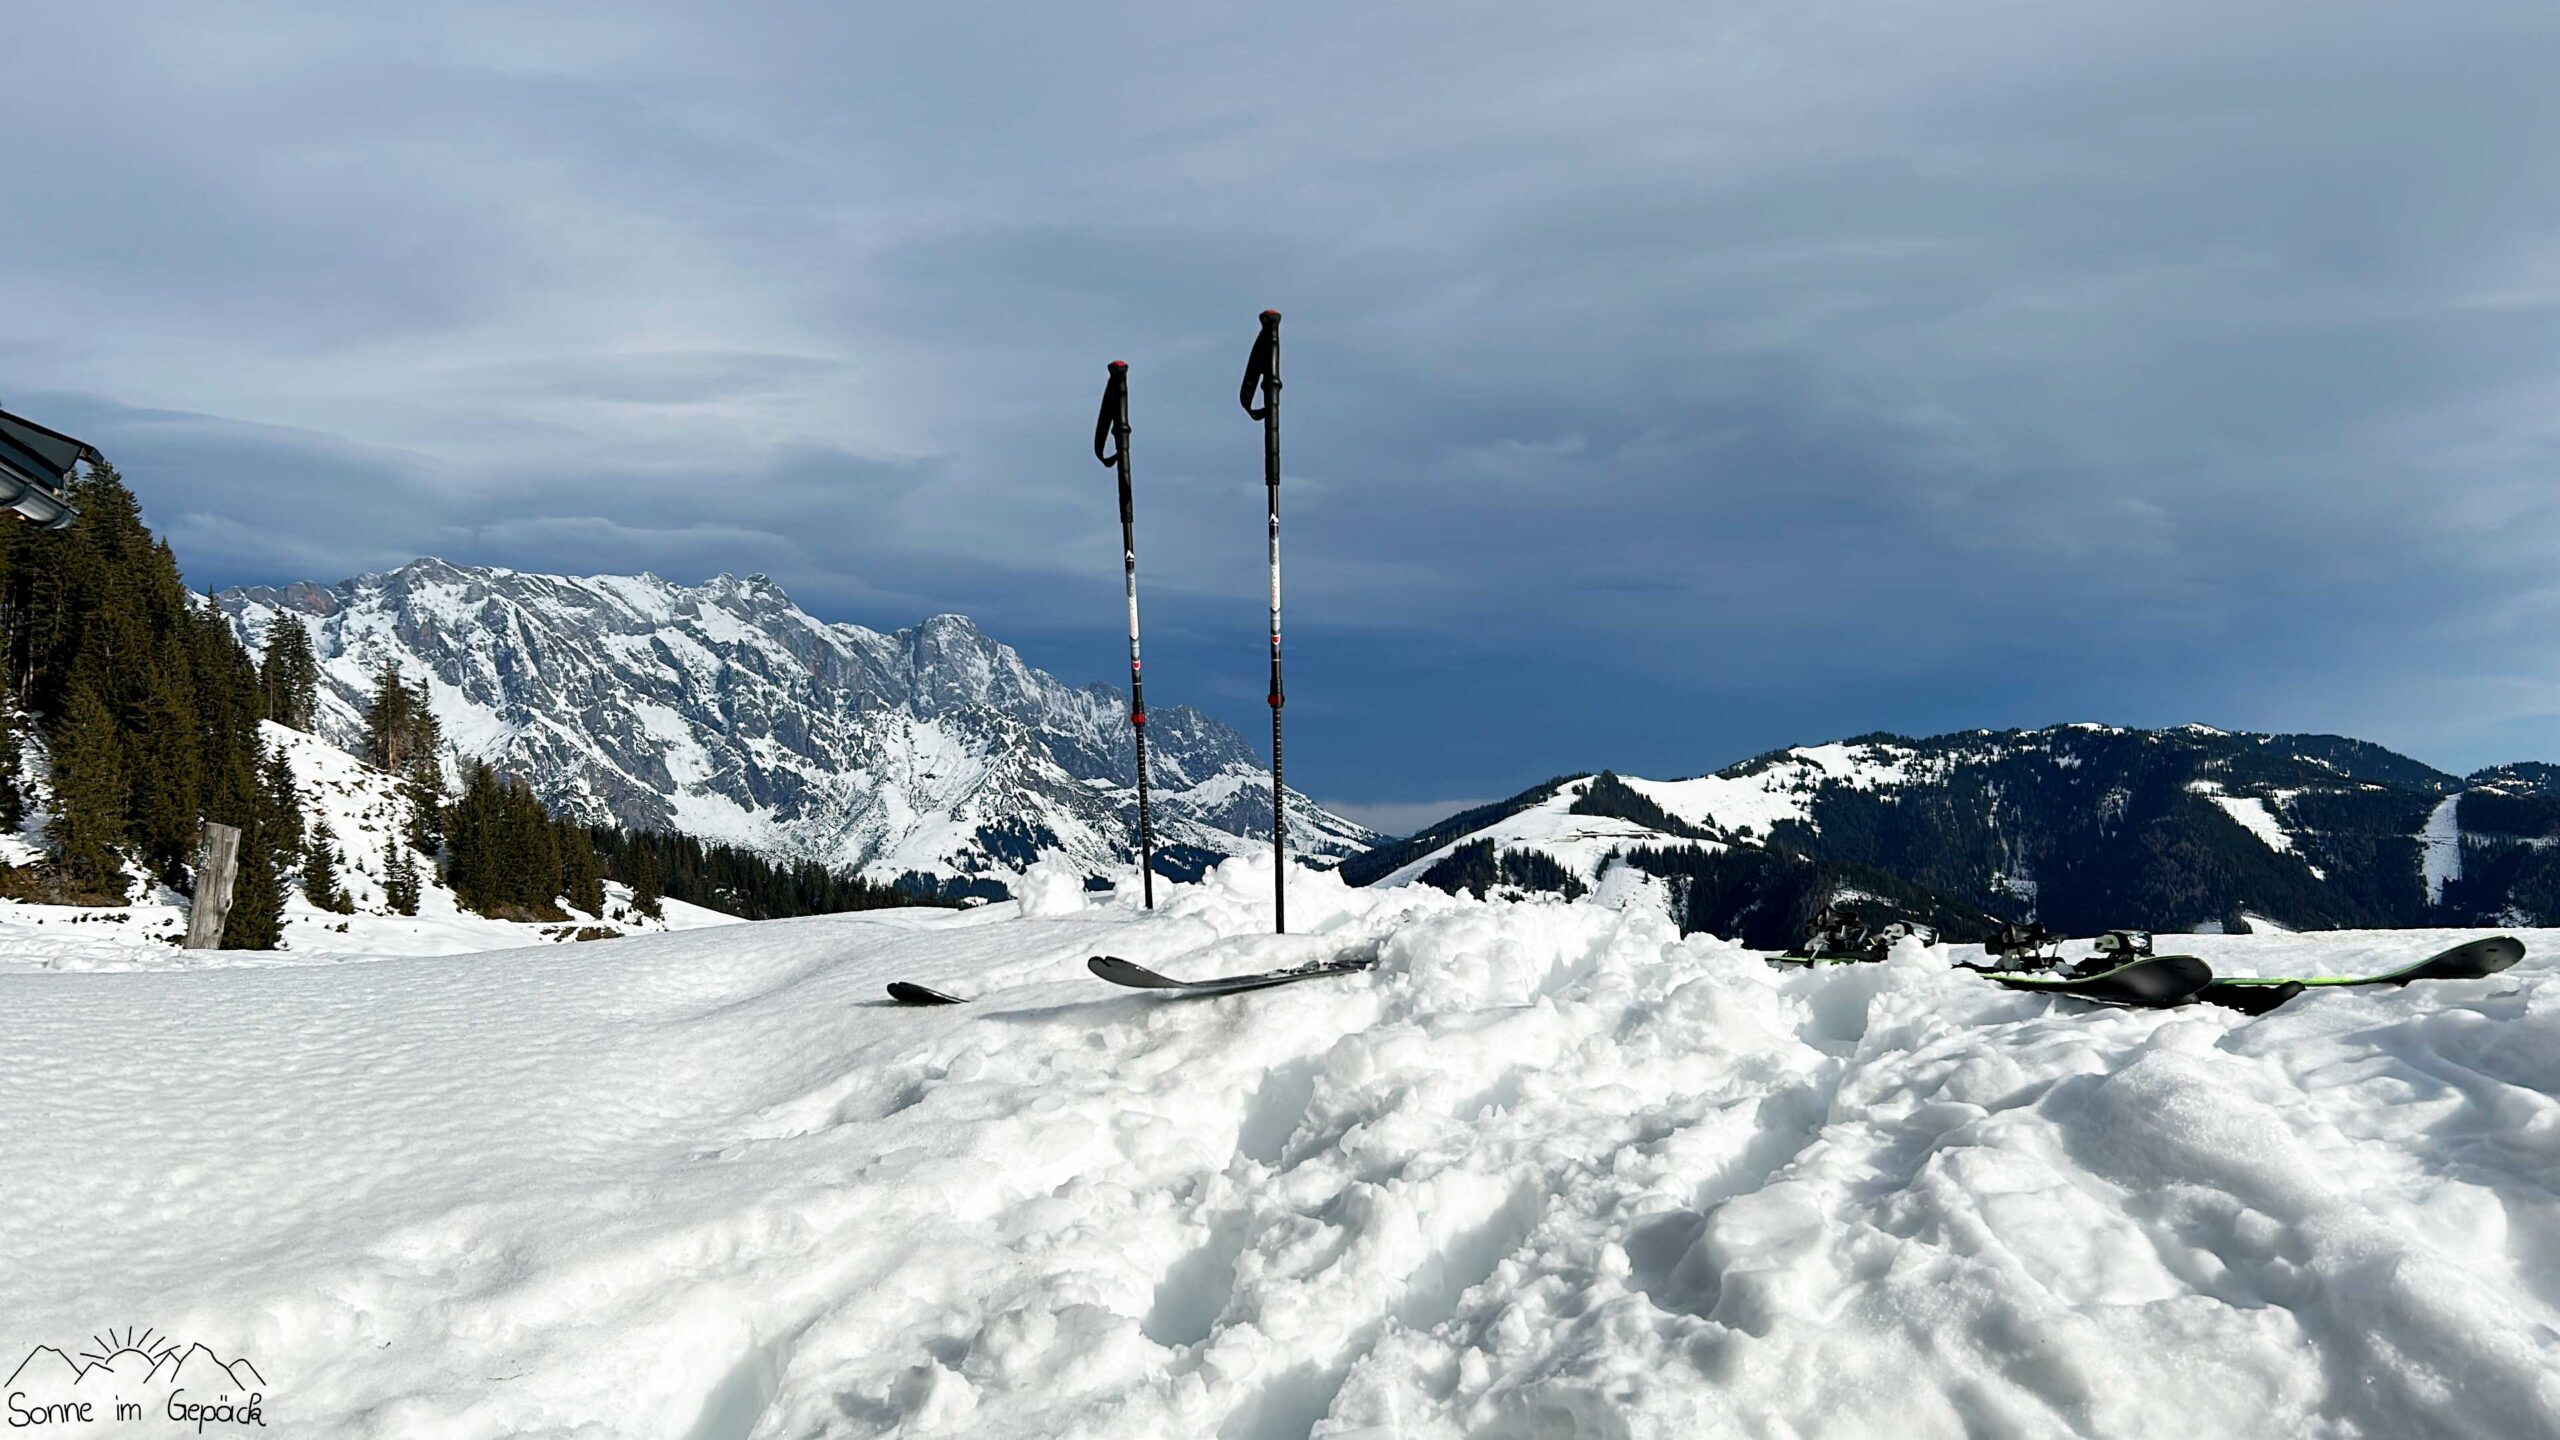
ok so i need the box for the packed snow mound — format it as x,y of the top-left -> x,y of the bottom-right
3,859 -> 2556,1438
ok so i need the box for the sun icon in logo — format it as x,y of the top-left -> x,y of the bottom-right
77,1326 -> 181,1368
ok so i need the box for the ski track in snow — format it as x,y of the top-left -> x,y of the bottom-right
3,862 -> 2557,1439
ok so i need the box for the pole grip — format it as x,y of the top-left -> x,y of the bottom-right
1095,361 -> 1129,467
1239,311 -> 1281,420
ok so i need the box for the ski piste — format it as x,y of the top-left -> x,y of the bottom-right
886,981 -> 966,1006
1967,953 -> 2214,1008
2197,934 -> 2524,1013
1088,953 -> 1373,996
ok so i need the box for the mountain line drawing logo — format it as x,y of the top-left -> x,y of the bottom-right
5,1328 -> 269,1431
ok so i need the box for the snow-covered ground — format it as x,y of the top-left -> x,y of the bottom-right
4,858 -> 2556,1438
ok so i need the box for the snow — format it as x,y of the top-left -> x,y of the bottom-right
2423,794 -> 2465,907
4,857 -> 2554,1438
1634,740 -> 1922,840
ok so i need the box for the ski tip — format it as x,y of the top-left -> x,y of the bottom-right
886,981 -> 965,1006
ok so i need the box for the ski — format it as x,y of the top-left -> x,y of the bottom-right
2196,934 -> 2524,1013
1087,953 -> 1372,997
886,981 -> 966,1006
1969,953 -> 2214,1009
2193,979 -> 2305,1016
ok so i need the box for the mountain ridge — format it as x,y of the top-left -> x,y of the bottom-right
1358,723 -> 2560,946
216,559 -> 1371,896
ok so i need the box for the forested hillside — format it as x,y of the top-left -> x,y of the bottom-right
0,459 -> 929,945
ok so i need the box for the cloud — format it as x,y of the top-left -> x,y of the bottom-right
1319,798 -> 1502,839
5,0 -> 2558,802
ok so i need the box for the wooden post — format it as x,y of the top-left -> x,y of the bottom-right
184,821 -> 243,950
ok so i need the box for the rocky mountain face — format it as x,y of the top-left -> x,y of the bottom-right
1349,725 -> 2560,947
216,559 -> 1371,896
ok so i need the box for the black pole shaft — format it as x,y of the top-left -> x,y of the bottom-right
1098,360 -> 1154,907
1253,312 -> 1286,934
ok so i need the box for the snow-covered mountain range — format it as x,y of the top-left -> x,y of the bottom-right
214,560 -> 1371,895
1348,724 -> 2560,944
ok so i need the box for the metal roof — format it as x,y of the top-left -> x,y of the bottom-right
0,407 -> 90,530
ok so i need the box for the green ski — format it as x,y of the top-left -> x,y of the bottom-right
2197,935 -> 2523,1013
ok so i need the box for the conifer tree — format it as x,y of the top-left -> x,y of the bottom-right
0,702 -> 22,832
47,682 -> 127,895
122,650 -> 202,879
302,817 -> 352,913
258,744 -> 304,859
185,602 -> 262,830
258,616 -> 321,731
221,738 -> 302,951
559,823 -> 606,916
224,834 -> 287,949
383,845 -> 421,916
627,834 -> 664,920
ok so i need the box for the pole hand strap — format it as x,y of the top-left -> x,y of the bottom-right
1095,361 -> 1129,466
1239,311 -> 1282,420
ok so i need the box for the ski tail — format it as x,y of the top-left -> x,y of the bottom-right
2195,979 -> 2305,1016
1983,954 -> 2213,1008
887,981 -> 966,1006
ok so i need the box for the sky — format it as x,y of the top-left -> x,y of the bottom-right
6,3 -> 2559,834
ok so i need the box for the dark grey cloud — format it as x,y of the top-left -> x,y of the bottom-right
5,1 -> 2558,811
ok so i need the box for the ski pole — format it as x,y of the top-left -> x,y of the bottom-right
1094,359 -> 1155,908
1239,310 -> 1285,934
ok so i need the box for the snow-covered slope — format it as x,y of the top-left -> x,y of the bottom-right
1367,775 -> 1718,889
4,861 -> 2553,1437
0,722 -> 735,969
215,561 -> 1371,895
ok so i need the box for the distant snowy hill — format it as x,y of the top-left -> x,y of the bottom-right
4,863 -> 2553,1435
1350,725 -> 2560,944
215,560 -> 1371,896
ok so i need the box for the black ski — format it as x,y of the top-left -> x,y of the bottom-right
1970,953 -> 2214,1009
1088,953 -> 1372,996
2196,934 -> 2524,1013
886,981 -> 966,1006
2194,979 -> 2305,1016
